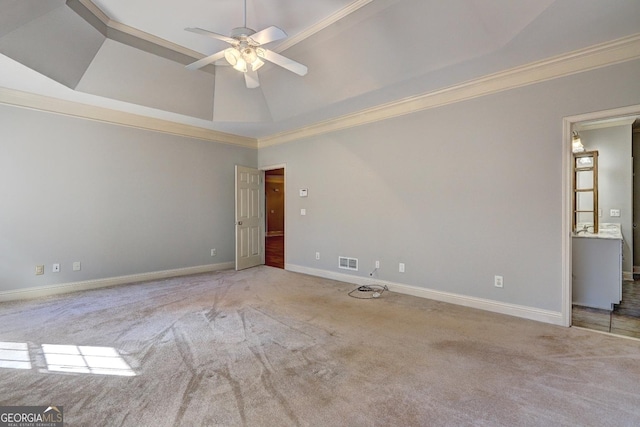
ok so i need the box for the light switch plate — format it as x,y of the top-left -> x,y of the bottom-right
73,261 -> 81,271
301,208 -> 307,216
299,189 -> 308,197
610,209 -> 621,217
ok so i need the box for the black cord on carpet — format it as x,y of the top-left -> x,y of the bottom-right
348,284 -> 389,299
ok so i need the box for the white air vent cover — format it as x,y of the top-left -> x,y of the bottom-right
338,256 -> 358,271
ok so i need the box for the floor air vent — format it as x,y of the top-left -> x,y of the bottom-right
338,256 -> 358,271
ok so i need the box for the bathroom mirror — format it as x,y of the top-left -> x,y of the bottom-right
573,151 -> 598,233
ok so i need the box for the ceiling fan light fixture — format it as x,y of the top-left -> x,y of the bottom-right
241,47 -> 258,64
225,47 -> 249,72
224,45 -> 262,73
184,3 -> 307,87
224,47 -> 240,66
251,58 -> 264,72
233,58 -> 248,73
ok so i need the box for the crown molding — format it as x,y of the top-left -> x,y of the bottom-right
71,0 -> 373,65
0,87 -> 257,148
274,0 -> 372,53
106,20 -> 204,62
74,0 -> 373,59
258,32 -> 640,148
71,0 -> 209,68
76,0 -> 109,25
76,0 -> 197,58
2,23 -> 639,152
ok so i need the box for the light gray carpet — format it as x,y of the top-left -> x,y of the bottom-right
1,266 -> 640,426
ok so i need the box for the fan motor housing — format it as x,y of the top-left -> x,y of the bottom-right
230,27 -> 256,39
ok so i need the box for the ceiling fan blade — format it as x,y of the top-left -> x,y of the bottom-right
186,49 -> 226,70
244,69 -> 260,89
249,26 -> 287,45
185,27 -> 236,44
258,49 -> 308,76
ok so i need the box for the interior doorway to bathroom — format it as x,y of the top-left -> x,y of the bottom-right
264,167 -> 285,268
567,107 -> 640,337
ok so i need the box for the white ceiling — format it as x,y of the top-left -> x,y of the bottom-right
1,0 -> 640,140
91,0 -> 365,54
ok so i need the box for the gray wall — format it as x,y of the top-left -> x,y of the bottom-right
2,56 -> 639,315
580,125 -> 633,272
259,59 -> 640,313
0,104 -> 256,292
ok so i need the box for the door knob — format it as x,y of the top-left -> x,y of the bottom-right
238,221 -> 243,225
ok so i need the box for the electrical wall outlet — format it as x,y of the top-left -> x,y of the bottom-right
315,252 -> 320,260
399,263 -> 405,273
35,265 -> 44,275
73,261 -> 81,271
494,275 -> 504,288
375,260 -> 380,269
211,248 -> 217,257
610,209 -> 621,217
52,263 -> 60,273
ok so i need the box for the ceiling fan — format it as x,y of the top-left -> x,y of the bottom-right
184,0 -> 308,89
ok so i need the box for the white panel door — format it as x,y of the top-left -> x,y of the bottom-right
235,165 -> 264,270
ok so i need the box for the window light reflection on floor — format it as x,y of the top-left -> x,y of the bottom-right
0,341 -> 32,370
42,344 -> 135,376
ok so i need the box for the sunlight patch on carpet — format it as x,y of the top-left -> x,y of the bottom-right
42,344 -> 136,376
0,341 -> 135,376
0,341 -> 31,370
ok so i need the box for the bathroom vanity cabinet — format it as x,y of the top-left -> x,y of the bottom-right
572,223 -> 622,310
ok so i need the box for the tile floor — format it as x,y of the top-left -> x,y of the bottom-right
572,280 -> 640,338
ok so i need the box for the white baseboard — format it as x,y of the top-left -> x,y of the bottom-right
0,262 -> 234,302
286,264 -> 564,326
623,271 -> 634,281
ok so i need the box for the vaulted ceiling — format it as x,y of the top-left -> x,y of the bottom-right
1,0 -> 639,142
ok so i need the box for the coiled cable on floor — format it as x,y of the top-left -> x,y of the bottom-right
348,284 -> 389,299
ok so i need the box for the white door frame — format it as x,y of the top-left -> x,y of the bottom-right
562,104 -> 640,327
261,163 -> 287,268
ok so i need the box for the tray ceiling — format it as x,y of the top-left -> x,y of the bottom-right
0,0 -> 639,141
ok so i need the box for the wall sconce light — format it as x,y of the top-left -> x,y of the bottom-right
572,131 -> 585,153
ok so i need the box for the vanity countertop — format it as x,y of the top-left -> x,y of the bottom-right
573,223 -> 622,240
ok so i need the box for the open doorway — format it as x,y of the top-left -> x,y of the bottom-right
564,105 -> 640,337
264,168 -> 285,268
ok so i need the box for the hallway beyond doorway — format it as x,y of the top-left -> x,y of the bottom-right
264,168 -> 285,269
